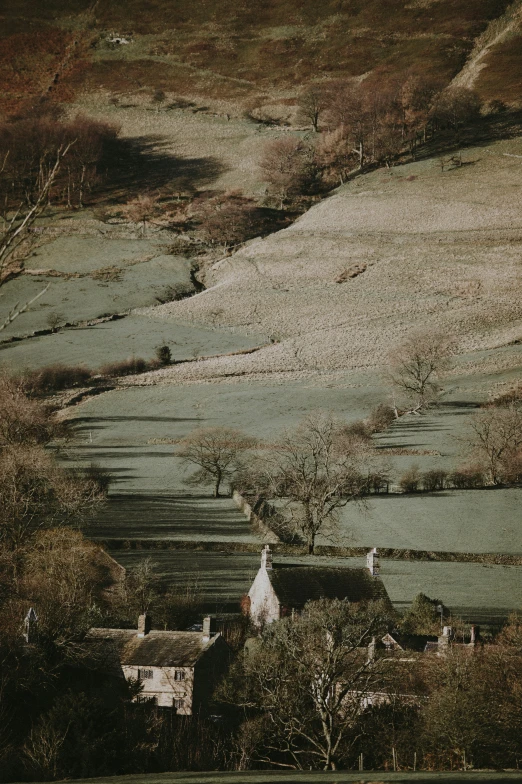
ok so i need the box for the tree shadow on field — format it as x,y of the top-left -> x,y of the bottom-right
375,416 -> 449,450
86,492 -> 250,540
100,134 -> 227,201
71,414 -> 203,436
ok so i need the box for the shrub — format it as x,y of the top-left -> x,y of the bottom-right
367,403 -> 396,433
449,465 -> 486,489
45,311 -> 65,332
99,357 -> 148,377
401,593 -> 445,635
341,419 -> 373,442
82,462 -> 112,494
23,364 -> 92,395
422,469 -> 447,492
399,464 -> 422,493
489,384 -> 522,408
364,472 -> 389,494
155,345 -> 172,365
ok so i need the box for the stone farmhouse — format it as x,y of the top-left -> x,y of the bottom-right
87,615 -> 229,713
247,545 -> 390,627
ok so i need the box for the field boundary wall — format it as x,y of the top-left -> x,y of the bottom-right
100,538 -> 522,565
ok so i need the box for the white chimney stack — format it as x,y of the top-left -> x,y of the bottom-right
202,616 -> 216,643
367,548 -> 379,576
261,544 -> 273,571
137,613 -> 151,637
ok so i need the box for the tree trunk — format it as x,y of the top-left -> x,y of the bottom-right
214,471 -> 222,497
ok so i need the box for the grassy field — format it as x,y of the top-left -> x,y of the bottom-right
108,550 -> 522,622
0,314 -> 266,371
0,232 -> 193,341
64,368 -> 522,557
26,769 -> 522,783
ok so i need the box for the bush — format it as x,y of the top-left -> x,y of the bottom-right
23,364 -> 92,395
341,419 -> 372,442
82,462 -> 112,494
449,466 -> 485,489
489,385 -> 522,408
99,357 -> 148,377
399,464 -> 422,493
155,345 -> 172,366
364,472 -> 389,494
367,403 -> 396,433
422,469 -> 447,492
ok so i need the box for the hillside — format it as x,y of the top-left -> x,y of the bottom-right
2,0 -> 522,114
138,137 -> 522,383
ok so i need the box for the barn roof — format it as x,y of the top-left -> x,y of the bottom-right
86,628 -> 221,667
268,565 -> 388,608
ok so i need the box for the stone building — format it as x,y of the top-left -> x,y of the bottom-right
87,615 -> 229,713
247,546 -> 390,627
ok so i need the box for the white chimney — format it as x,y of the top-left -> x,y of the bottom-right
367,548 -> 379,576
261,544 -> 273,571
202,616 -> 216,643
137,613 -> 151,637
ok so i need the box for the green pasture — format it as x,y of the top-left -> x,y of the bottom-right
108,550 -> 522,622
25,771 -> 522,783
65,368 -> 522,555
0,236 -> 192,340
336,489 -> 522,554
0,314 -> 266,371
89,494 -> 257,543
65,376 -> 384,492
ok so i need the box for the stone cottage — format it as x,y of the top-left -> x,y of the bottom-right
247,545 -> 390,627
87,615 -> 229,713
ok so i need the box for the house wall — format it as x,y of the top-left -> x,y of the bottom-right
248,567 -> 280,626
123,665 -> 194,713
193,636 -> 230,711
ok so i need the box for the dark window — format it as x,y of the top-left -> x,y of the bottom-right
138,668 -> 153,679
174,670 -> 185,681
174,699 -> 184,709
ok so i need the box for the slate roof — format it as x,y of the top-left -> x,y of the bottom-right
383,632 -> 439,652
268,565 -> 389,608
86,628 -> 218,667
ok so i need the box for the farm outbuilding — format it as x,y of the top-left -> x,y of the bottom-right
247,546 -> 391,627
87,615 -> 229,712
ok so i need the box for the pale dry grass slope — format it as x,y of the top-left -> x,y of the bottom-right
135,138 -> 522,385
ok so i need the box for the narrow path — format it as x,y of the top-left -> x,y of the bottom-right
451,0 -> 522,90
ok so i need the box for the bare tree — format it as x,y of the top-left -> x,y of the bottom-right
0,372 -> 64,447
220,598 -> 392,770
429,87 -> 481,134
194,190 -> 262,249
0,143 -> 73,286
178,427 -> 257,497
0,283 -> 50,332
259,137 -> 315,209
124,194 -> 161,236
0,444 -> 108,549
387,331 -> 454,415
249,412 -> 374,553
297,86 -> 328,132
466,403 -> 522,485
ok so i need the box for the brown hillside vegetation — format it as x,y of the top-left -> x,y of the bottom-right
2,0 -> 522,110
